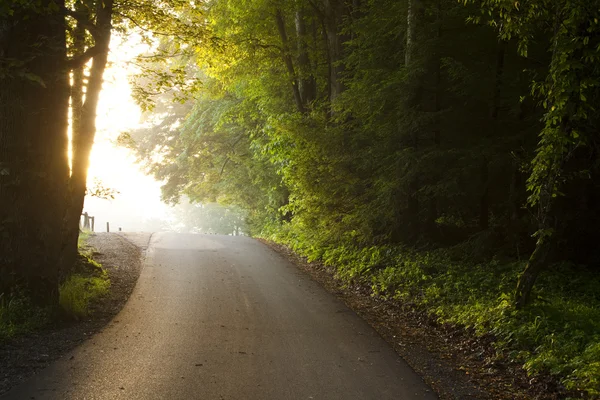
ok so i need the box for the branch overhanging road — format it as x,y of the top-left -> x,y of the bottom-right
3,233 -> 437,399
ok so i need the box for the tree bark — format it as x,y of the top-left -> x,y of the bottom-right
479,40 -> 506,232
60,0 -> 113,274
295,7 -> 317,106
515,233 -> 552,309
479,157 -> 489,230
322,0 -> 347,102
70,1 -> 87,146
490,40 -> 506,120
0,1 -> 70,305
275,9 -> 306,114
404,0 -> 425,241
405,0 -> 423,66
426,0 -> 443,234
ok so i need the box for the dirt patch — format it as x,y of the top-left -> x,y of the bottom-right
0,233 -> 144,395
260,239 -> 574,400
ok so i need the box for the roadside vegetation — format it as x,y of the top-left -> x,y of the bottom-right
3,0 -> 600,397
0,293 -> 51,343
270,225 -> 600,396
121,0 -> 600,396
0,232 -> 110,342
59,254 -> 110,320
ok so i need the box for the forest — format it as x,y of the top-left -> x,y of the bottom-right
1,0 -> 600,397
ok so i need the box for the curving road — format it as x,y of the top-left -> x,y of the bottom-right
2,233 -> 436,400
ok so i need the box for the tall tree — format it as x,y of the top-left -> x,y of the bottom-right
0,1 -> 70,304
60,0 -> 114,272
467,0 -> 600,307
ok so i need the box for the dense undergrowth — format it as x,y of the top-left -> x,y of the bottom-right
0,232 -> 109,342
265,225 -> 600,397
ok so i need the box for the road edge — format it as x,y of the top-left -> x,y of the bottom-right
258,238 -> 516,400
0,232 -> 144,396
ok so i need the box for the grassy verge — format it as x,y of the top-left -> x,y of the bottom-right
0,231 -> 110,341
61,231 -> 110,319
0,293 -> 51,341
59,253 -> 110,320
266,227 -> 600,398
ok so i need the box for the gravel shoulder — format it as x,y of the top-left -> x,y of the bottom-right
0,232 -> 145,395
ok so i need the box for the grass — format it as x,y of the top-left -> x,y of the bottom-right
268,226 -> 600,398
0,293 -> 51,342
59,272 -> 110,319
78,229 -> 91,250
59,234 -> 111,320
0,231 -> 110,341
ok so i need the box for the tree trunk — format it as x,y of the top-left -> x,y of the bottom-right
426,0 -> 443,235
479,40 -> 506,232
322,0 -> 347,102
295,7 -> 317,106
408,176 -> 421,242
404,0 -> 425,242
515,233 -> 552,309
0,1 -> 70,305
70,1 -> 86,149
61,0 -> 113,274
275,9 -> 306,114
490,40 -> 506,120
507,162 -> 525,258
479,158 -> 489,230
405,0 -> 423,66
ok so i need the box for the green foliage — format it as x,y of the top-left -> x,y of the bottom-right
86,178 -> 119,200
0,246 -> 110,339
78,230 -> 90,249
61,236 -> 110,320
468,0 -> 600,217
59,272 -> 110,320
0,292 -> 51,342
128,0 -> 600,395
270,224 -> 600,395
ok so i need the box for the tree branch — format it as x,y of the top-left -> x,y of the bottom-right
61,6 -> 100,39
306,0 -> 325,20
114,11 -> 181,38
219,156 -> 231,178
65,46 -> 102,70
275,9 -> 306,114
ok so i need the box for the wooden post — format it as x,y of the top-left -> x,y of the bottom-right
90,216 -> 95,232
106,222 -> 110,232
82,212 -> 90,229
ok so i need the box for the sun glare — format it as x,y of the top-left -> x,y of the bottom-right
83,34 -> 171,232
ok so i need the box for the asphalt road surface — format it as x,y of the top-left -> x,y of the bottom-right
3,233 -> 437,400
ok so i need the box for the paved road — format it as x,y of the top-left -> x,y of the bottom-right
3,233 -> 436,400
